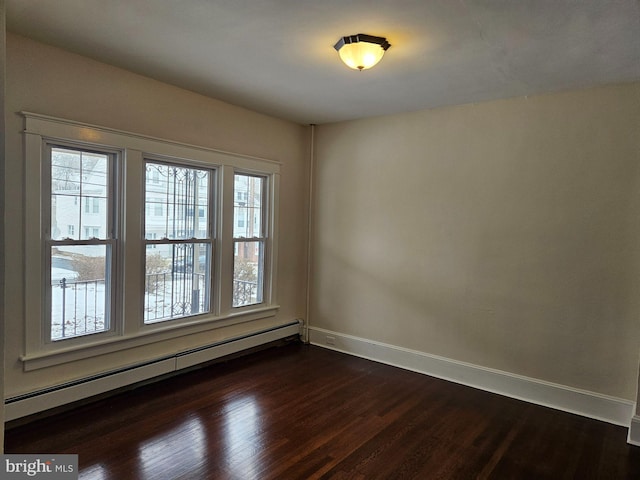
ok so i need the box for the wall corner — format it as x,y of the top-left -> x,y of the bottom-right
628,414 -> 640,446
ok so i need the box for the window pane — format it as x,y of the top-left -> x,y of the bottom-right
51,244 -> 110,340
145,163 -> 209,240
144,242 -> 211,323
51,148 -> 110,241
233,240 -> 264,307
233,174 -> 263,238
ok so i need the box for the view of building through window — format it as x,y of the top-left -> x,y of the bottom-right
49,147 -> 113,340
47,150 -> 270,340
144,162 -> 212,323
233,174 -> 265,307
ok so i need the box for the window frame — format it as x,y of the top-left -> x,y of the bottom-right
22,112 -> 281,371
232,172 -> 270,309
43,141 -> 122,345
142,158 -> 217,325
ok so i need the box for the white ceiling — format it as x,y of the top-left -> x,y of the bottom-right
6,0 -> 640,125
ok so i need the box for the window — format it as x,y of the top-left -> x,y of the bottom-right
233,174 -> 266,307
47,145 -> 117,341
84,226 -> 100,238
154,201 -> 163,217
236,191 -> 248,203
23,113 -> 280,369
84,197 -> 101,214
144,161 -> 213,323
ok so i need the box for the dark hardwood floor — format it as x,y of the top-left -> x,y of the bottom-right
5,342 -> 640,479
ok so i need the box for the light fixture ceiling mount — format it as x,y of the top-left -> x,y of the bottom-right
334,33 -> 391,71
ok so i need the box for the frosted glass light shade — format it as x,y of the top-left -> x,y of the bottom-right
334,34 -> 390,71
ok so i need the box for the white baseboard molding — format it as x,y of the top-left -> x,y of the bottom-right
628,416 -> 640,446
309,327 -> 634,428
5,321 -> 301,421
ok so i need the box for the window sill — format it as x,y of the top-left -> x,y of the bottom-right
20,305 -> 280,372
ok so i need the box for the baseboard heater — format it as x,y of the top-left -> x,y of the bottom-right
5,320 -> 301,422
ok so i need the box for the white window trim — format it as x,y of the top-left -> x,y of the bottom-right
22,112 -> 281,371
232,172 -> 270,308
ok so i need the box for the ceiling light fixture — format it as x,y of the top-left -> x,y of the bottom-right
334,34 -> 391,71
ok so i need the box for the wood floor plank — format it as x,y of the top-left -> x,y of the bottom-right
5,342 -> 640,479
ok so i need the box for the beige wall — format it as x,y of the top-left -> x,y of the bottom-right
311,83 -> 640,400
5,33 -> 310,397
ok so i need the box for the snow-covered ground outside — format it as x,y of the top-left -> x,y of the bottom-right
50,272 -> 209,340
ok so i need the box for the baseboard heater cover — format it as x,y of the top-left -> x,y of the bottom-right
5,321 -> 301,421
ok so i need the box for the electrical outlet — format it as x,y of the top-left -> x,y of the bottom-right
326,335 -> 336,346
